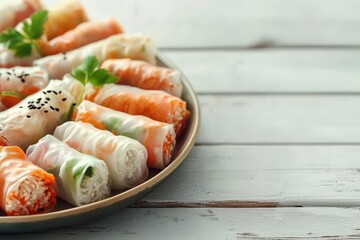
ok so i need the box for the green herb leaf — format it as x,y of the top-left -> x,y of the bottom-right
71,56 -> 119,87
85,167 -> 94,177
0,10 -> 48,57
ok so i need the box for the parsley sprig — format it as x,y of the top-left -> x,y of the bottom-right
0,10 -> 48,57
71,56 -> 119,86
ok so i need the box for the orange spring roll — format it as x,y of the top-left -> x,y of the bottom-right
85,84 -> 190,136
43,0 -> 88,41
0,146 -> 57,216
0,0 -> 42,32
101,59 -> 183,97
40,18 -> 123,56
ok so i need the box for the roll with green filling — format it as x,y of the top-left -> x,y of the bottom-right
26,135 -> 110,206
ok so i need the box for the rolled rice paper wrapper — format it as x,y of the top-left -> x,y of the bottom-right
54,121 -> 148,190
27,135 -> 110,206
0,146 -> 57,216
34,33 -> 157,79
0,0 -> 42,32
102,58 -> 182,97
43,0 -> 88,40
0,66 -> 49,109
74,100 -> 176,169
40,18 -> 123,56
0,45 -> 40,68
85,84 -> 190,136
0,79 -> 79,150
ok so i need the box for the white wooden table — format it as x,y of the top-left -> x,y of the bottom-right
5,0 -> 360,239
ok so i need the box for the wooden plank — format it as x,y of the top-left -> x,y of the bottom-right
164,50 -> 360,94
142,145 -> 360,206
46,0 -> 360,48
6,208 -> 360,239
197,95 -> 360,144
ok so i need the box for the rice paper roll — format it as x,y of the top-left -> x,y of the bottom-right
34,33 -> 157,79
0,0 -> 42,32
85,84 -> 190,136
102,59 -> 182,97
0,79 -> 79,150
43,0 -> 88,41
54,121 -> 148,190
40,19 -> 123,56
27,135 -> 110,206
0,66 -> 49,109
74,100 -> 176,169
0,146 -> 57,216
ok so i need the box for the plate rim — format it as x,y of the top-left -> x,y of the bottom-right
0,51 -> 201,224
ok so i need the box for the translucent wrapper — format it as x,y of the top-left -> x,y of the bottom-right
0,0 -> 42,32
43,0 -> 88,41
54,121 -> 149,190
0,45 -> 40,68
0,146 -> 57,216
0,66 -> 49,109
74,100 -> 176,169
0,79 -> 79,150
27,135 -> 110,206
85,84 -> 190,136
40,18 -> 123,56
102,59 -> 182,97
34,33 -> 157,79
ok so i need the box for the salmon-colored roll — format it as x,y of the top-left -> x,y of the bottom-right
74,100 -> 176,169
40,19 -> 123,56
85,84 -> 190,136
43,0 -> 88,41
0,146 -> 57,216
0,0 -> 42,32
102,59 -> 183,98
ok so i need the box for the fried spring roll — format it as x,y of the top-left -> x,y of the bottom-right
0,146 -> 56,216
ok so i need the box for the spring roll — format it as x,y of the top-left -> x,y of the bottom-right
0,79 -> 79,150
40,19 -> 123,56
0,146 -> 57,216
34,33 -> 157,79
74,100 -> 176,169
0,66 -> 49,109
27,135 -> 110,206
85,84 -> 190,136
43,0 -> 88,41
0,0 -> 42,32
54,121 -> 148,190
102,59 -> 182,97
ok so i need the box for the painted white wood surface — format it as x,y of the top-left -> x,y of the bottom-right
165,50 -> 360,94
5,208 -> 360,239
43,0 -> 360,48
142,145 -> 360,206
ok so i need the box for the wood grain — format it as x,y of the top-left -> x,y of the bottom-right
197,95 -> 360,144
142,145 -> 360,206
5,208 -> 360,239
44,0 -> 360,48
164,50 -> 360,94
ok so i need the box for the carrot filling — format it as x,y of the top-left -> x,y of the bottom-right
162,131 -> 175,166
5,172 -> 56,216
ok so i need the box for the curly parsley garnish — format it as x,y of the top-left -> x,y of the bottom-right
0,10 -> 48,57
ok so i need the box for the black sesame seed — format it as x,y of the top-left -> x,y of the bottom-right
44,110 -> 48,113
52,91 -> 58,95
45,97 -> 50,101
46,90 -> 52,93
42,91 -> 46,94
19,106 -> 23,108
50,106 -> 54,110
44,101 -> 48,104
24,73 -> 29,77
55,108 -> 59,111
41,103 -> 45,106
26,115 -> 31,118
6,72 -> 11,75
21,79 -> 25,83
6,78 -> 9,81
62,98 -> 67,101
72,103 -> 76,106
59,91 -> 62,94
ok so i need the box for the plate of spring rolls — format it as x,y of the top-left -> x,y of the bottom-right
0,0 -> 200,233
